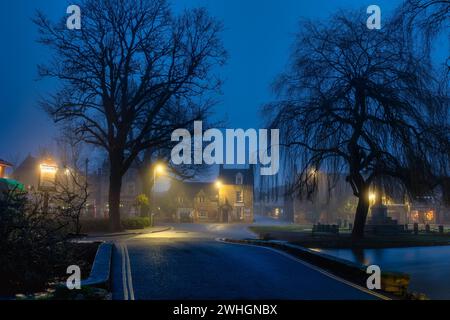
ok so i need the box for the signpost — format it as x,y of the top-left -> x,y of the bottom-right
39,158 -> 58,212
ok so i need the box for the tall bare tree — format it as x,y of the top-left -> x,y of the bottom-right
265,12 -> 449,239
35,0 -> 226,231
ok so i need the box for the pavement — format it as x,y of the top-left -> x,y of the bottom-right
105,218 -> 378,300
83,226 -> 171,239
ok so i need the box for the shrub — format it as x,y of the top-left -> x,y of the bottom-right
121,217 -> 151,229
80,217 -> 151,232
0,190 -> 72,294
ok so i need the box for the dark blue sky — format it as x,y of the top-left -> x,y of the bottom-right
1,0 -> 446,163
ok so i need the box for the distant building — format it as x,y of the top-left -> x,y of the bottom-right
257,170 -> 450,226
12,155 -> 40,190
255,184 -> 294,222
0,159 -> 12,179
217,166 -> 254,223
169,166 -> 254,223
89,159 -> 143,219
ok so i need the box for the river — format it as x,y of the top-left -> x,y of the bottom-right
318,246 -> 450,299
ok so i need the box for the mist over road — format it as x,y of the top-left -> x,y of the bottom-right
110,222 -> 377,300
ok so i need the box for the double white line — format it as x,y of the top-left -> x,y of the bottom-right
119,243 -> 135,300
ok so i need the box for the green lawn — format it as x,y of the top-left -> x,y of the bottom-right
248,225 -> 450,249
249,225 -> 312,233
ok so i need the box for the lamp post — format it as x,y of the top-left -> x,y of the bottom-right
151,163 -> 166,226
215,180 -> 222,222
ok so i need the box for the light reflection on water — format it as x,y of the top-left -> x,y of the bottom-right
319,246 -> 450,300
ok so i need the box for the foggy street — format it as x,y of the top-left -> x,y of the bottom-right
111,222 -> 378,300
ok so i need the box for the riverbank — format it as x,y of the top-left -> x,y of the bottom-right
249,226 -> 450,249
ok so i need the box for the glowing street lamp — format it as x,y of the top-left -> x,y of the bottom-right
155,164 -> 165,175
215,179 -> 224,221
368,192 -> 376,206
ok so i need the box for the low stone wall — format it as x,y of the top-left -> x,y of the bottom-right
81,242 -> 113,290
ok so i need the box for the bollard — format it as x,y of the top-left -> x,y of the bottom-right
413,223 -> 419,235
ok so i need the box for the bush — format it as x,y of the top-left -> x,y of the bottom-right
0,190 -> 73,294
121,217 -> 151,229
80,217 -> 151,232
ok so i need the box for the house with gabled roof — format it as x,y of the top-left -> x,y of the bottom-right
169,165 -> 254,223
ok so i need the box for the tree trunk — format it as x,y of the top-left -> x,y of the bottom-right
352,193 -> 370,240
109,162 -> 123,232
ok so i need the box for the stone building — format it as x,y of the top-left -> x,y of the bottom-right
168,166 -> 254,223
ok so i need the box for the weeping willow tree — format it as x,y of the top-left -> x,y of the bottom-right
394,0 -> 449,67
265,11 -> 449,239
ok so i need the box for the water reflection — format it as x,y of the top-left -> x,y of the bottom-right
320,246 -> 450,300
349,248 -> 367,265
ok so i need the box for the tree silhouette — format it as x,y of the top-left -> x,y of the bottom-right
34,0 -> 226,231
394,0 -> 450,72
265,12 -> 449,239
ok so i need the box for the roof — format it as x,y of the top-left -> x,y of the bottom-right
0,159 -> 12,167
218,166 -> 254,185
169,180 -> 218,199
14,155 -> 38,173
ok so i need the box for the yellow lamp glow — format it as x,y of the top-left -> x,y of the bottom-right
215,180 -> 222,189
155,164 -> 165,174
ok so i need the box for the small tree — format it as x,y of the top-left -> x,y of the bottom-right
135,193 -> 150,217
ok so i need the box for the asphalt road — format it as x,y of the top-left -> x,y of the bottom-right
111,223 -> 378,300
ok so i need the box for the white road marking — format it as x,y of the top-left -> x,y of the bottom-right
124,243 -> 135,300
216,238 -> 390,300
120,243 -> 129,300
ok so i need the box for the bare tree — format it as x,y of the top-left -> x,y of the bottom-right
265,12 -> 449,239
54,134 -> 90,235
34,0 -> 226,231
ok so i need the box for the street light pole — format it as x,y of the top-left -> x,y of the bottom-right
151,168 -> 156,226
215,180 -> 222,222
151,163 -> 166,227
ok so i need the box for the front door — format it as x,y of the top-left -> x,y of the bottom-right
222,208 -> 229,223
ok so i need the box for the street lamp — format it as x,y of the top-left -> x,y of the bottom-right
368,192 -> 376,206
215,179 -> 223,221
155,164 -> 165,175
151,163 -> 166,226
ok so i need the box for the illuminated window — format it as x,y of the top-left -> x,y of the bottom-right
425,210 -> 434,221
236,191 -> 243,203
236,173 -> 243,185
